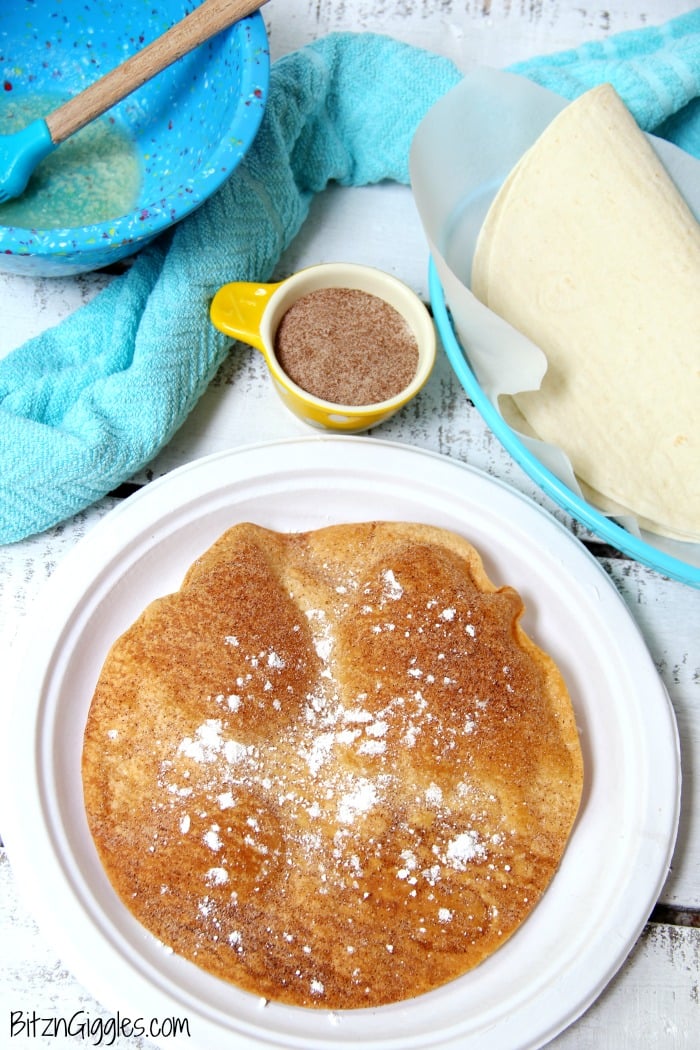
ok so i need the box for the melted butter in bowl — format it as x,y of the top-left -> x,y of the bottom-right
0,0 -> 269,275
0,93 -> 141,229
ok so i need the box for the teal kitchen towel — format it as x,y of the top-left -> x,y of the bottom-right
1,12 -> 700,543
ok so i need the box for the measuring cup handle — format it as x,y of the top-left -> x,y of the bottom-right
210,280 -> 283,351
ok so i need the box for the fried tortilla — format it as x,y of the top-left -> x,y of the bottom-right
82,521 -> 583,1008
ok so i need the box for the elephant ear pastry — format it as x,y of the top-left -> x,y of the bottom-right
82,520 -> 583,1009
472,82 -> 700,542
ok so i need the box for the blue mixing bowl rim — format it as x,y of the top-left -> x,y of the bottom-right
429,258 -> 700,589
0,12 -> 269,254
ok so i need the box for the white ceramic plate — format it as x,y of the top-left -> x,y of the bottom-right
2,437 -> 680,1050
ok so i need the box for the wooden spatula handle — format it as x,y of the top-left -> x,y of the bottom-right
45,0 -> 266,144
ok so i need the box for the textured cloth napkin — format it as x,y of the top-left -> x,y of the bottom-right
1,10 -> 700,544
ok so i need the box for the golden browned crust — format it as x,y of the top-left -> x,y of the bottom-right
82,522 -> 583,1008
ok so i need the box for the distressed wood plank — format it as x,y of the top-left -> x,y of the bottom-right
263,0 -> 696,66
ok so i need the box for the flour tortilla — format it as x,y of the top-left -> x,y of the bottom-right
471,83 -> 700,543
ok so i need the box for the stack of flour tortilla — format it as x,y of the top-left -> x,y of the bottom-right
471,83 -> 699,544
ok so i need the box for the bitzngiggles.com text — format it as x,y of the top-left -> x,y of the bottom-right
9,1009 -> 191,1046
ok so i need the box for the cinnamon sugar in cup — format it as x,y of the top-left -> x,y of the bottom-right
210,263 -> 436,432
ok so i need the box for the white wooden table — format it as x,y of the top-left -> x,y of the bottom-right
1,2 -> 698,1047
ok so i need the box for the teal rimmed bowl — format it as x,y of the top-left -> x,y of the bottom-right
429,259 -> 700,589
0,0 -> 268,276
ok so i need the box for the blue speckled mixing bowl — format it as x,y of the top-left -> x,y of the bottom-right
0,0 -> 269,276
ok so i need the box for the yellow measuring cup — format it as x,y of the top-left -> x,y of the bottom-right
210,262 -> 436,432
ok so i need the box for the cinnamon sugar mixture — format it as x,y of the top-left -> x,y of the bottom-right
274,287 -> 419,405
